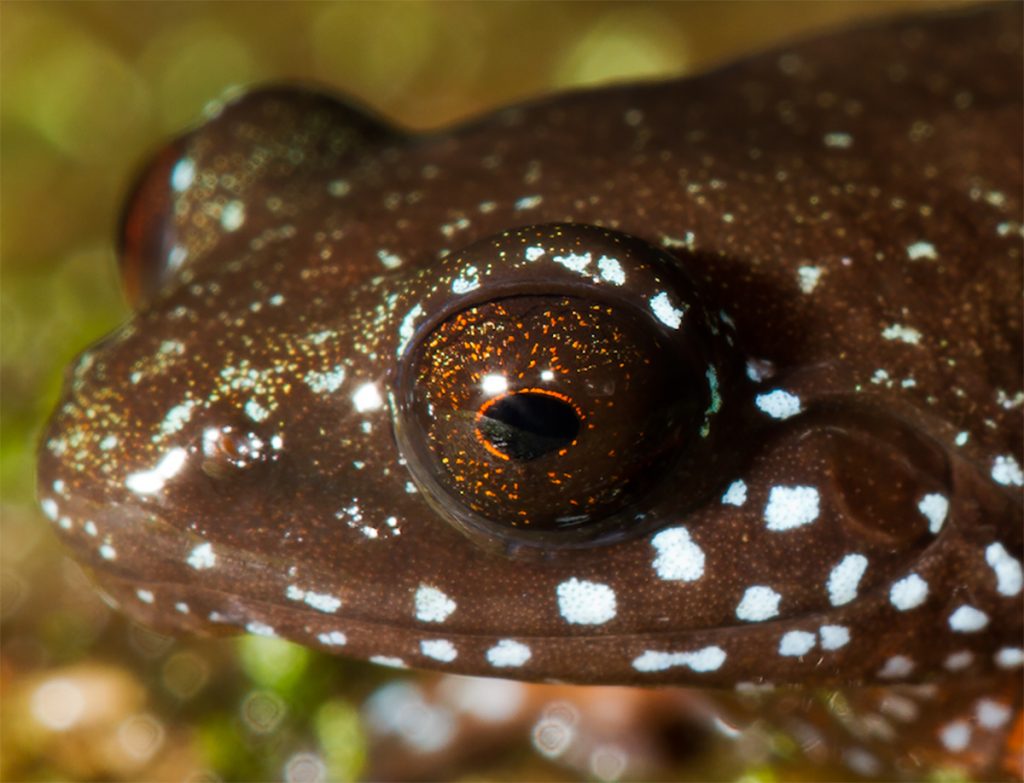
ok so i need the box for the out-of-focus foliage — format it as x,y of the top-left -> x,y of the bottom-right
1,2 -> 974,780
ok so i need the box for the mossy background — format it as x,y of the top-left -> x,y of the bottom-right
1,2 -> 973,780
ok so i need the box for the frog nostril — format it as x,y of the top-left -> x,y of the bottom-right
199,423 -> 279,479
476,391 -> 581,462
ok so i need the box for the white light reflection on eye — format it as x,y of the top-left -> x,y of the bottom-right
480,374 -> 508,396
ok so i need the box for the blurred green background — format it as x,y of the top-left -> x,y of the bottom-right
1,2 -> 974,781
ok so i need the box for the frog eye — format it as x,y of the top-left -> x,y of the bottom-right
118,136 -> 190,308
117,86 -> 401,308
392,224 -> 745,552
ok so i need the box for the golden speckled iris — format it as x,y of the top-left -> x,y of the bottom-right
406,295 -> 702,531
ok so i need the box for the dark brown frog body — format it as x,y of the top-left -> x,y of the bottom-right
38,5 -> 1023,779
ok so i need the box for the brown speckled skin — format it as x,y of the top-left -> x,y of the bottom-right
37,3 -> 1021,760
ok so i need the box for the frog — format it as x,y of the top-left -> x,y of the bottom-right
37,4 -> 1022,779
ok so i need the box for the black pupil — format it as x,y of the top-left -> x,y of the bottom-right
478,392 -> 580,461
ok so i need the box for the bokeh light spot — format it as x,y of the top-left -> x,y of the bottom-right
240,689 -> 287,735
30,677 -> 85,731
553,10 -> 690,88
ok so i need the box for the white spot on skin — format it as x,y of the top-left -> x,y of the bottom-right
917,493 -> 948,534
996,648 -> 1024,668
992,455 -> 1024,486
100,434 -> 118,450
819,625 -> 850,650
985,542 -> 1023,596
948,605 -> 989,633
397,303 -> 423,356
721,480 -> 747,506
220,200 -> 245,232
514,195 -> 542,210
556,578 -> 617,625
823,132 -> 853,149
955,431 -> 969,446
241,399 -> 268,423
286,585 -> 341,613
420,639 -> 457,662
906,240 -> 938,261
168,245 -> 187,271
878,655 -> 915,679
976,699 -> 1011,729
486,640 -> 532,668
524,246 -> 545,261
175,602 -> 189,613
125,447 -> 188,495
735,585 -> 781,622
318,630 -> 347,646
597,256 -> 625,285
797,265 -> 823,293
764,485 -> 820,531
552,251 -> 591,274
304,367 -> 346,394
889,573 -> 929,611
938,721 -> 971,753
632,646 -> 726,673
244,399 -> 269,422
451,266 -> 480,294
246,621 -> 276,637
944,651 -> 974,671
159,400 -> 196,436
660,232 -> 696,251
352,383 -> 383,413
754,389 -> 802,419
369,656 -> 407,669
649,292 -> 685,329
415,585 -> 456,623
650,527 -> 705,582
480,374 -> 508,396
99,544 -> 117,561
136,589 -> 154,604
186,542 -> 216,570
83,521 -> 97,536
41,498 -> 58,521
303,592 -> 341,613
882,324 -> 922,345
996,389 -> 1024,410
171,158 -> 195,191
779,630 -> 816,657
745,358 -> 775,381
827,553 -> 869,607
377,249 -> 403,269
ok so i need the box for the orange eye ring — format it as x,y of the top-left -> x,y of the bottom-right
473,387 -> 585,462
